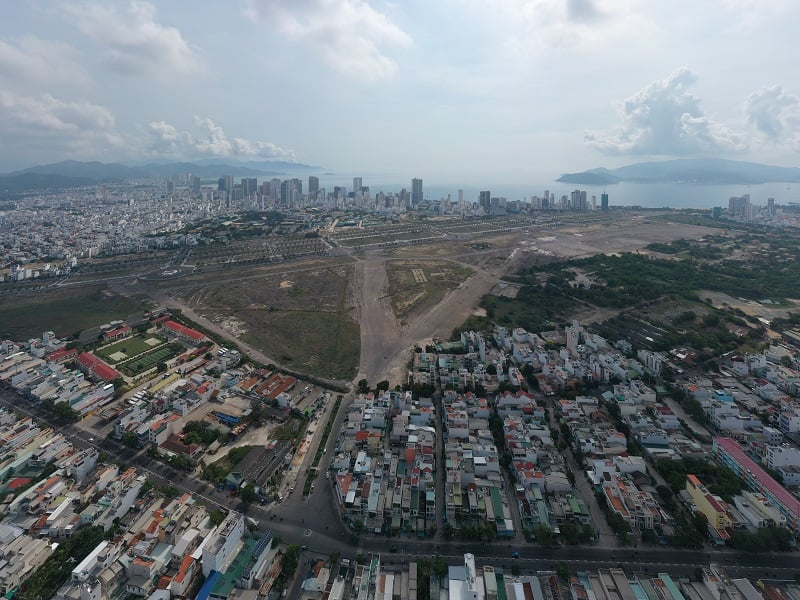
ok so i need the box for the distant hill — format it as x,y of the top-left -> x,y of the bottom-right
10,160 -> 147,180
556,169 -> 622,186
557,158 -> 800,185
1,159 -> 323,191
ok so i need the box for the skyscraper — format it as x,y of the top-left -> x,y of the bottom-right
280,179 -> 302,206
353,177 -> 363,196
601,193 -> 609,211
241,178 -> 257,198
412,178 -> 423,206
479,190 -> 491,212
571,189 -> 587,210
308,176 -> 319,197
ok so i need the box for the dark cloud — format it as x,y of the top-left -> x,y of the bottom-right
567,0 -> 602,23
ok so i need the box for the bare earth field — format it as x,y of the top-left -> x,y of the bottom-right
124,213 -> 719,387
171,264 -> 359,380
385,259 -> 474,324
356,216 -> 719,385
700,291 -> 799,323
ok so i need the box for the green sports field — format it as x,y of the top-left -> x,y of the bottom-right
95,335 -> 165,364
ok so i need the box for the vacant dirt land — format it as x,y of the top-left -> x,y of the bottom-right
132,212 -> 721,387
385,259 -> 474,324
172,264 -> 359,380
356,216 -> 720,385
700,291 -> 799,323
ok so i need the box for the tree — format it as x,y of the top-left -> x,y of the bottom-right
282,544 -> 300,577
157,361 -> 168,373
376,380 -> 390,392
52,401 -> 79,423
555,561 -> 570,581
240,484 -> 256,504
533,525 -> 552,547
357,378 -> 369,394
432,556 -> 448,578
208,509 -> 226,526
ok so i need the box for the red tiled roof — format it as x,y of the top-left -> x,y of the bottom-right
76,352 -> 121,382
47,347 -> 77,362
105,325 -> 131,338
7,477 -> 32,490
714,437 -> 800,519
163,320 -> 205,342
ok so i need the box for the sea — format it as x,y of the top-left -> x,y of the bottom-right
318,178 -> 799,210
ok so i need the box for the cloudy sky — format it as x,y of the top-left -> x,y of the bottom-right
1,0 -> 799,183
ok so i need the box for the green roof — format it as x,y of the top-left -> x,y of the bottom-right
211,536 -> 257,598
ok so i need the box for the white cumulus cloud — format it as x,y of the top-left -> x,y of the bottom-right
0,35 -> 88,86
0,90 -> 123,158
585,68 -> 746,156
64,1 -> 201,78
146,117 -> 295,160
474,0 -> 652,55
244,0 -> 411,80
744,85 -> 800,145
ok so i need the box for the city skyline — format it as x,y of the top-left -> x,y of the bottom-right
1,1 -> 799,182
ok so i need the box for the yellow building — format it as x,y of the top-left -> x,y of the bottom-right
686,474 -> 731,540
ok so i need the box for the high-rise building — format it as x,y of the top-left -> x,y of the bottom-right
571,189 -> 588,210
280,179 -> 302,205
191,175 -> 201,194
412,178 -> 423,206
768,197 -> 776,216
308,176 -> 319,197
601,193 -> 609,211
353,177 -> 363,196
729,194 -> 750,217
479,190 -> 491,212
241,178 -> 257,198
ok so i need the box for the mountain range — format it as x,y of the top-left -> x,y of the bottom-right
0,159 -> 322,193
557,159 -> 800,186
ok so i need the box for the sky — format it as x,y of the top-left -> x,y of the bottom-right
1,0 -> 799,183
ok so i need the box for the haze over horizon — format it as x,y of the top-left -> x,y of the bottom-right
2,1 -> 800,183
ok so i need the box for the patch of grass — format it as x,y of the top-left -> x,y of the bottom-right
386,260 -> 474,322
176,264 -> 359,380
0,286 -> 146,340
119,343 -> 183,375
273,416 -> 306,444
95,334 -> 166,363
242,311 -> 359,380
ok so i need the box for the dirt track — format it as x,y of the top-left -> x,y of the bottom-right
126,215 -> 720,388
354,216 -> 719,386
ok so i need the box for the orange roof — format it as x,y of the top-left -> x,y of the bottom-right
174,556 -> 195,583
